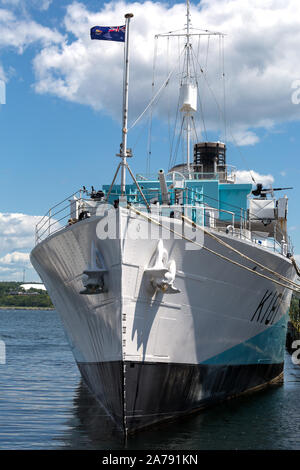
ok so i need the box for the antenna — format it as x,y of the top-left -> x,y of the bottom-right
185,0 -> 192,177
186,0 -> 191,79
155,1 -> 224,177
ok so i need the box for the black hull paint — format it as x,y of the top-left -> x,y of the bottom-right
77,360 -> 283,434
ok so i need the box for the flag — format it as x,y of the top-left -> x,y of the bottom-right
90,25 -> 125,42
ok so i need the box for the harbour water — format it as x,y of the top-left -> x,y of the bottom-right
0,308 -> 299,450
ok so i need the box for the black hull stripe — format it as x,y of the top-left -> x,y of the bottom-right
77,360 -> 283,433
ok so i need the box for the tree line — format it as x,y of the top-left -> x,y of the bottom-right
0,282 -> 54,308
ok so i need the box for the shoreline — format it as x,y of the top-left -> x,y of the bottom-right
0,306 -> 55,311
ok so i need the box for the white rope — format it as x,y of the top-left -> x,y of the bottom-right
182,215 -> 300,290
128,205 -> 300,294
291,257 -> 300,277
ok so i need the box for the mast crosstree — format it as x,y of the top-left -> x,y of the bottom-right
155,0 -> 225,177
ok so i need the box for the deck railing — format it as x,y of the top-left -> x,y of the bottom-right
34,186 -> 293,257
35,189 -> 84,244
136,165 -> 236,183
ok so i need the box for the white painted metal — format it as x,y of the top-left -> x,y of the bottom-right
249,199 -> 276,220
179,83 -> 197,112
158,169 -> 169,205
120,13 -> 134,194
277,197 -> 288,219
30,207 -> 295,367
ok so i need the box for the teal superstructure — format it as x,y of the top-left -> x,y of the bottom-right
103,174 -> 252,225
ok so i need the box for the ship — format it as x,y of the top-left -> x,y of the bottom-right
30,2 -> 300,435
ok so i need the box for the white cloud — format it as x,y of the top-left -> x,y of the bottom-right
1,0 -> 300,145
0,213 -> 41,281
35,0 -> 52,10
0,266 -> 13,273
0,251 -> 30,265
228,127 -> 260,146
0,0 -> 52,11
28,0 -> 300,145
0,6 -> 62,54
235,170 -> 274,186
0,212 -> 40,250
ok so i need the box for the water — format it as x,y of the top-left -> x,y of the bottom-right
0,309 -> 299,450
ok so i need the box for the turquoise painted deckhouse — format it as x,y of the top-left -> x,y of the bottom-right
103,141 -> 252,227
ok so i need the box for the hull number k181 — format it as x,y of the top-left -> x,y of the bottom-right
251,290 -> 284,325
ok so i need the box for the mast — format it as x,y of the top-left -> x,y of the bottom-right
120,13 -> 133,195
106,12 -> 150,210
182,0 -> 195,178
155,1 -> 224,177
186,0 -> 191,78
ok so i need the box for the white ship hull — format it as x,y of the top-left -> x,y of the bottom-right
30,207 -> 295,433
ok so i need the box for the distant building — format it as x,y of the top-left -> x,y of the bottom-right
20,283 -> 46,291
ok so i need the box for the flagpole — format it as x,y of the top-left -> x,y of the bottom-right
120,13 -> 133,195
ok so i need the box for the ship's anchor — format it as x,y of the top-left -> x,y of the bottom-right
80,241 -> 108,295
145,240 -> 180,294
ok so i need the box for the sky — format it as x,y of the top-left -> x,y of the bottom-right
0,0 -> 299,282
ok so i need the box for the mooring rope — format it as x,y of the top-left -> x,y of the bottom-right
128,205 -> 300,294
182,215 -> 300,291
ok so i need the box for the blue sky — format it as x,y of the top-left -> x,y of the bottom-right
0,0 -> 299,281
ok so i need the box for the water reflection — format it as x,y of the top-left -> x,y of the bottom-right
58,380 -> 124,449
57,353 -> 300,450
1,307 -> 299,450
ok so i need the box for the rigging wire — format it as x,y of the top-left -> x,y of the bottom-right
167,36 -> 172,150
191,45 -> 257,184
168,97 -> 181,170
138,25 -> 256,186
170,113 -> 185,169
129,68 -> 173,130
222,33 -> 227,143
218,34 -> 223,139
196,34 -> 201,64
178,36 -> 181,86
191,115 -> 198,142
146,35 -> 158,174
205,34 -> 210,73
129,47 -> 186,131
190,44 -> 208,141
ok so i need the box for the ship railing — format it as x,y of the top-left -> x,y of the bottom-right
203,201 -> 293,255
135,172 -> 220,181
35,186 -> 293,257
217,164 -> 237,183
136,164 -> 236,183
35,188 -> 84,244
203,205 -> 236,229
